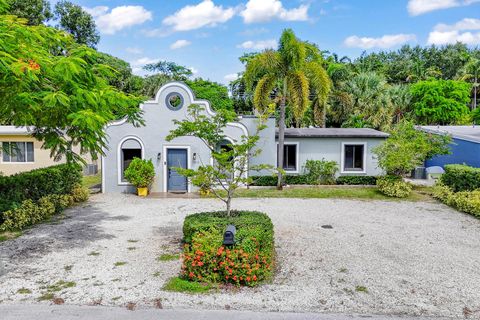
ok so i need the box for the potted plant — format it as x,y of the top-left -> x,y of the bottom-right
124,158 -> 155,196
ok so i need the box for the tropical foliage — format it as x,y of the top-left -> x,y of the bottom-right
243,29 -> 331,189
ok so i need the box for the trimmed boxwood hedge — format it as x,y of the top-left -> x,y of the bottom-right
251,175 -> 379,186
336,176 -> 378,185
0,164 -> 82,220
441,164 -> 480,192
182,210 -> 274,286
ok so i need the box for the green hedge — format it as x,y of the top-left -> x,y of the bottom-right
336,176 -> 378,185
433,183 -> 480,217
182,210 -> 274,286
0,164 -> 82,216
441,164 -> 480,192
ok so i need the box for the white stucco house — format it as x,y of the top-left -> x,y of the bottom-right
102,82 -> 388,193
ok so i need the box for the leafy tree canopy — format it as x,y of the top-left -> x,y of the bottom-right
186,79 -> 233,111
373,122 -> 451,176
0,6 -> 144,163
7,0 -> 51,25
54,0 -> 100,48
410,79 -> 471,125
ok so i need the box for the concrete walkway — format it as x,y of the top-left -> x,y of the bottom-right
0,304 -> 453,320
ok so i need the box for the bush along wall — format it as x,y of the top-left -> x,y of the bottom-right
251,175 -> 380,186
336,176 -> 378,185
433,183 -> 480,217
181,210 -> 274,286
440,164 -> 480,192
0,164 -> 88,231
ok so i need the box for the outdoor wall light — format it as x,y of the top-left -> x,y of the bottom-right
157,152 -> 161,160
193,152 -> 197,161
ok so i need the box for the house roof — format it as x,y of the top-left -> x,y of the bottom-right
276,127 -> 389,139
418,125 -> 480,144
0,126 -> 33,135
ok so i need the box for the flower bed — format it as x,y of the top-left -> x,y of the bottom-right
181,210 -> 274,286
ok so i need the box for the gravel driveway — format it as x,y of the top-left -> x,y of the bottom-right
1,194 -> 479,319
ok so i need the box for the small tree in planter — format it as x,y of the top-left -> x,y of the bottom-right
372,122 -> 451,197
166,104 -> 274,216
124,158 -> 155,196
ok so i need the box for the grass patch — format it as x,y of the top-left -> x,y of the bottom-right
127,247 -> 137,251
355,285 -> 368,293
82,172 -> 101,188
37,293 -> 55,301
17,288 -> 32,294
210,186 -> 432,202
127,239 -> 139,243
88,251 -> 100,256
64,265 -> 73,272
112,296 -> 122,301
157,253 -> 180,262
163,277 -> 212,294
46,280 -> 76,292
114,261 -> 127,267
0,231 -> 22,242
153,271 -> 161,277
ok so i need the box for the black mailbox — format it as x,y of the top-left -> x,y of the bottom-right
223,224 -> 236,246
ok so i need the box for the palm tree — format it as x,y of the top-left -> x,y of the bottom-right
457,57 -> 480,110
243,29 -> 331,190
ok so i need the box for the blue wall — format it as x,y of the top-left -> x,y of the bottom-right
425,138 -> 480,168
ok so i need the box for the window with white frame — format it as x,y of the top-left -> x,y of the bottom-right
2,142 -> 34,163
120,139 -> 142,182
277,143 -> 298,172
343,143 -> 365,172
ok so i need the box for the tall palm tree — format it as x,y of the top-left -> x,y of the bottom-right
243,29 -> 331,190
457,57 -> 480,110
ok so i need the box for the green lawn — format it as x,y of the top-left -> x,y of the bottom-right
0,231 -> 22,242
213,186 -> 433,202
82,172 -> 101,188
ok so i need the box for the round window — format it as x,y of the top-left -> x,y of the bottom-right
166,92 -> 184,110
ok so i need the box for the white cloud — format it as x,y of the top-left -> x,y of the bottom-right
170,40 -> 191,50
224,73 -> 239,82
162,0 -> 235,32
126,47 -> 143,55
84,5 -> 153,34
238,39 -> 277,50
427,18 -> 480,45
130,57 -> 161,75
407,0 -> 480,16
189,67 -> 199,75
344,34 -> 417,49
240,0 -> 309,23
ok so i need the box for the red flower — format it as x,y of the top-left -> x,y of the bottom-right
246,276 -> 251,282
189,272 -> 194,278
253,275 -> 257,281
233,276 -> 237,281
197,261 -> 204,266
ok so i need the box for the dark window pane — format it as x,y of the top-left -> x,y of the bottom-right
344,144 -> 364,171
122,148 -> 141,181
2,142 -> 10,162
284,145 -> 297,171
26,142 -> 34,162
12,142 -> 26,162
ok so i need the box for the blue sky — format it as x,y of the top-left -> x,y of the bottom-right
61,0 -> 480,84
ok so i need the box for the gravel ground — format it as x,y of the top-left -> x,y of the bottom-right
1,194 -> 479,319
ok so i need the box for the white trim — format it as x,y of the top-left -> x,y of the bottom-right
340,142 -> 367,174
117,136 -> 145,186
101,153 -> 105,193
163,145 -> 191,193
276,141 -> 300,174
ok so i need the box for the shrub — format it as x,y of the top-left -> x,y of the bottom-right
304,159 -> 338,185
181,210 -> 274,286
376,175 -> 412,198
123,158 -> 155,188
250,174 -> 311,186
336,176 -> 378,185
71,184 -> 89,202
441,164 -> 480,192
0,164 -> 82,216
0,194 -> 74,231
433,183 -> 480,217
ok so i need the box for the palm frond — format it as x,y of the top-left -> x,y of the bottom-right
286,71 -> 309,125
278,28 -> 306,72
305,61 -> 331,106
244,50 -> 281,90
253,75 -> 276,112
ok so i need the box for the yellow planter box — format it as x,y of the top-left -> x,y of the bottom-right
137,187 -> 148,197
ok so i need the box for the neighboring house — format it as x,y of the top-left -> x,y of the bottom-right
0,126 -> 99,176
102,82 -> 388,193
419,126 -> 480,168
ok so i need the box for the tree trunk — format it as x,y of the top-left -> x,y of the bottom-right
226,194 -> 232,217
277,80 -> 287,191
322,103 -> 326,128
474,75 -> 477,111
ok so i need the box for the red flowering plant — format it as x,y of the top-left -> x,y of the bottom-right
181,210 -> 274,286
